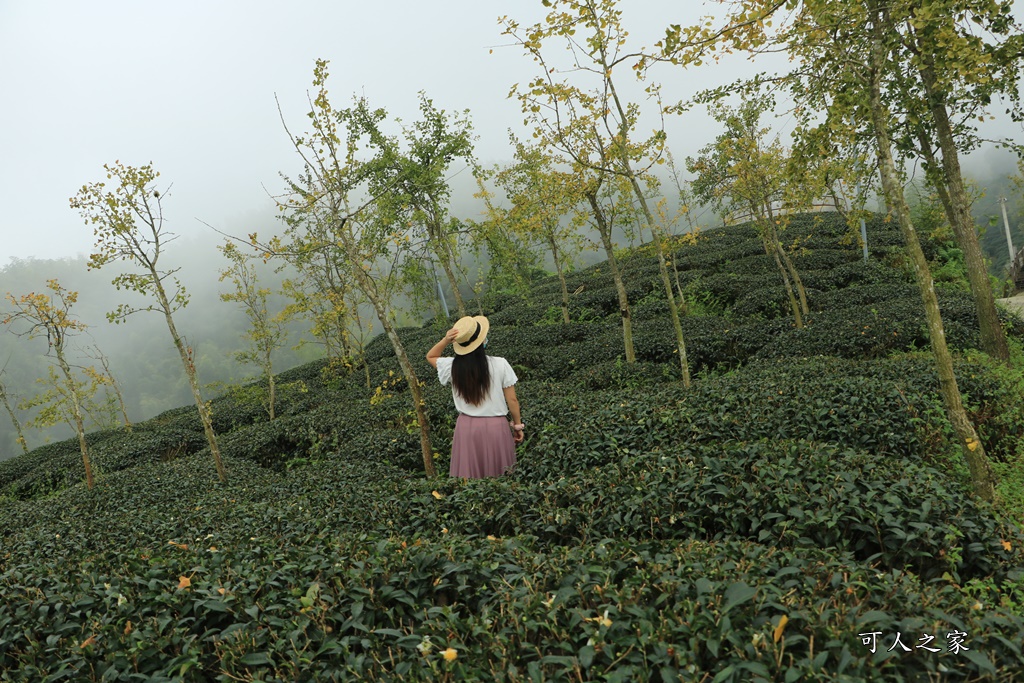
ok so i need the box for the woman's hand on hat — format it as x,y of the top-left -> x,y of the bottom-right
445,327 -> 460,344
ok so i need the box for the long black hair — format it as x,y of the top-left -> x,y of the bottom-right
451,345 -> 490,406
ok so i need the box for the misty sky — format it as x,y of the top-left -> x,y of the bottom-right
0,1 -> 701,263
1,1 -> 1022,266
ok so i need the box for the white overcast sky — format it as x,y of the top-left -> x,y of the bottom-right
1,1 -> 1021,264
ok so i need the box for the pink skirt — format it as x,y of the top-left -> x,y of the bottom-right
450,414 -> 516,478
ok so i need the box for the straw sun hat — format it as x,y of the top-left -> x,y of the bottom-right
452,315 -> 490,355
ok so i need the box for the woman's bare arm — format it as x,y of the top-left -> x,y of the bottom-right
503,385 -> 524,443
426,327 -> 460,368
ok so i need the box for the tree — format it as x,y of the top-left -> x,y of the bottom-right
688,92 -> 809,327
877,1 -> 1020,361
355,93 -> 475,319
657,0 -> 998,499
3,280 -> 94,488
255,60 -> 437,477
265,202 -> 370,381
864,0 -> 996,499
85,345 -> 131,429
503,0 -> 692,383
487,138 -> 588,323
471,172 -> 546,306
0,372 -> 29,456
674,0 -> 1018,360
70,163 -> 228,484
219,241 -> 289,420
19,364 -> 119,434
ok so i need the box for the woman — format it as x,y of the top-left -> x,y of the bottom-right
426,315 -> 523,478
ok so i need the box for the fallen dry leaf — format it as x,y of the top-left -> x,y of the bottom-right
178,575 -> 192,590
773,615 -> 789,643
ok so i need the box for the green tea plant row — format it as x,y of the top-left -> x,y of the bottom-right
3,443 -> 1024,680
2,211 -> 1024,680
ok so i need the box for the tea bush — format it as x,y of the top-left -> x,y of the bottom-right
524,355 -> 1023,477
2,460 -> 1022,681
392,440 -> 1023,583
3,211 -> 1024,682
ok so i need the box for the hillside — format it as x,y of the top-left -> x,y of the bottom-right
3,212 -> 1024,681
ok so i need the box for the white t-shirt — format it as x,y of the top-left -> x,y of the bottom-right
436,355 -> 518,417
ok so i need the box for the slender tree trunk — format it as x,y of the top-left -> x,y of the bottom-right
347,247 -> 436,478
587,189 -> 635,363
656,232 -> 691,385
155,282 -> 228,484
915,52 -> 1009,362
766,203 -> 809,315
352,303 -> 373,389
868,10 -> 995,501
444,232 -> 471,318
671,251 -> 686,307
600,61 -> 688,376
265,350 -> 276,421
760,221 -> 803,328
438,251 -> 466,318
97,352 -> 131,429
751,201 -> 802,325
778,242 -> 809,316
626,175 -> 692,386
56,349 -> 93,490
772,239 -> 804,328
427,221 -> 466,318
0,381 -> 29,455
344,223 -> 436,475
324,261 -> 353,363
549,236 -> 571,324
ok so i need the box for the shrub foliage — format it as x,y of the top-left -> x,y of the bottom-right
2,212 -> 1024,681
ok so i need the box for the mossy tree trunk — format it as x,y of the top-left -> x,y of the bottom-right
625,174 -> 692,386
913,56 -> 1009,362
345,231 -> 436,478
868,6 -> 995,501
155,282 -> 228,485
754,202 -> 803,328
764,202 -> 809,317
55,347 -> 93,490
586,188 -> 635,363
768,236 -> 804,329
549,237 -> 572,324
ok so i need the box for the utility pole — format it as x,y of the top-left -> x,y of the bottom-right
860,215 -> 869,263
1000,196 -> 1015,266
436,277 -> 450,319
854,182 -> 869,262
430,261 -> 450,320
